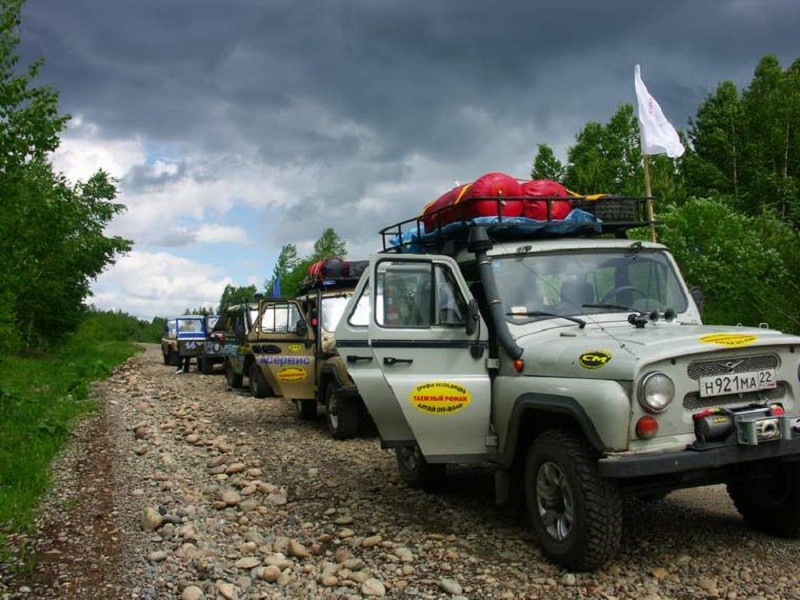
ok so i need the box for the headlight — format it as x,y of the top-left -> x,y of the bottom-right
637,372 -> 675,413
213,343 -> 221,352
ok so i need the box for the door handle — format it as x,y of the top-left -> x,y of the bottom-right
384,357 -> 413,365
346,355 -> 373,364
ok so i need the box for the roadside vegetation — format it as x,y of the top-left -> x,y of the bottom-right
0,311 -> 144,556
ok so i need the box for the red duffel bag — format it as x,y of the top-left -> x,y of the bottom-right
422,172 -> 523,231
521,179 -> 572,220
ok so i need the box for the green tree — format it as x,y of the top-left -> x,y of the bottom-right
276,229 -> 348,298
658,199 -> 795,332
564,104 -> 642,195
0,0 -> 131,350
264,243 -> 299,297
310,227 -> 347,261
530,143 -> 565,181
217,284 -> 258,313
686,54 -> 800,226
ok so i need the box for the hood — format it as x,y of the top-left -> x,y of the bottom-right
518,321 -> 800,380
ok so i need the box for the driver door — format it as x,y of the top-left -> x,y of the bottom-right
367,255 -> 490,462
251,299 -> 315,401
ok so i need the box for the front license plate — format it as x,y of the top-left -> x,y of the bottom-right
699,369 -> 777,398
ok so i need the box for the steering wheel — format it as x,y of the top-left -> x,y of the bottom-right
599,285 -> 648,304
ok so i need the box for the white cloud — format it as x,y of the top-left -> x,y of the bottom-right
90,251 -> 232,318
52,115 -> 147,182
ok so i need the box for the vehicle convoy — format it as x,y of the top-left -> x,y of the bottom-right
216,303 -> 259,388
198,313 -> 223,374
248,258 -> 370,439
335,174 -> 800,570
161,315 -> 207,369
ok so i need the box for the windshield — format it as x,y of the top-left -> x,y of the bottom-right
206,315 -> 219,331
492,249 -> 688,323
320,295 -> 351,332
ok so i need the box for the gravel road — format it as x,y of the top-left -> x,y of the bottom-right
1,343 -> 799,599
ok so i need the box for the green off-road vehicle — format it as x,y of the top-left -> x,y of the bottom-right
245,258 -> 369,439
217,303 -> 259,388
335,193 -> 800,570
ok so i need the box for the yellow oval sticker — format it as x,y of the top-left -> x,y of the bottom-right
277,366 -> 307,382
409,382 -> 471,415
579,350 -> 612,369
699,333 -> 758,347
287,344 -> 302,353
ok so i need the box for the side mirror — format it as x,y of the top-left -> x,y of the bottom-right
690,286 -> 704,316
295,319 -> 308,338
465,299 -> 480,336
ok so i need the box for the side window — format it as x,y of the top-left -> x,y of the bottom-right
260,303 -> 302,334
434,264 -> 466,326
348,279 -> 371,327
377,264 -> 431,328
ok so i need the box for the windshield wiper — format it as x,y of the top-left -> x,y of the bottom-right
506,311 -> 586,329
583,303 -> 637,312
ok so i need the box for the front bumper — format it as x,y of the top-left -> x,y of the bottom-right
599,435 -> 800,478
179,340 -> 204,357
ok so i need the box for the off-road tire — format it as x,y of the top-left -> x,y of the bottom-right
200,356 -> 213,375
162,352 -> 169,365
727,461 -> 800,537
296,399 -> 317,421
249,365 -> 270,398
169,350 -> 179,367
395,445 -> 446,491
325,383 -> 358,440
225,360 -> 243,388
525,429 -> 622,571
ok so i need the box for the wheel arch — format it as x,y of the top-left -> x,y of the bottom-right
499,393 -> 607,473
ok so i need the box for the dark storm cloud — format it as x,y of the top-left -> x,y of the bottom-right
21,0 -> 800,167
18,0 -> 800,257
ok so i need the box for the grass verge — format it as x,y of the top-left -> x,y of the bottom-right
0,337 -> 139,557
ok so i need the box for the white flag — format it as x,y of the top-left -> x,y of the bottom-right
634,64 -> 685,158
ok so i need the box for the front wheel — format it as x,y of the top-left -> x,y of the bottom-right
727,461 -> 800,537
325,384 -> 358,440
524,429 -> 622,571
225,360 -> 243,388
249,365 -> 270,398
395,445 -> 446,490
169,350 -> 180,367
296,398 -> 317,420
162,352 -> 169,365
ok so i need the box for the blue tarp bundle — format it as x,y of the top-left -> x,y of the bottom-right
389,208 -> 602,253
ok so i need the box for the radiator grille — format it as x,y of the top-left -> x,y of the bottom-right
686,354 -> 779,380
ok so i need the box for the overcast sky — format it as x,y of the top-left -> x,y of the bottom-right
17,0 -> 800,320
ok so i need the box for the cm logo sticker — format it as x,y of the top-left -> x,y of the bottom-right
277,367 -> 307,382
287,343 -> 302,353
579,350 -> 612,369
700,333 -> 758,347
409,381 -> 471,415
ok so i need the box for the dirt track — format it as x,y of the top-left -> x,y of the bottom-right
1,343 -> 799,599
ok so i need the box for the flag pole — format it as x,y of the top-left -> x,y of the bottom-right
642,154 -> 656,242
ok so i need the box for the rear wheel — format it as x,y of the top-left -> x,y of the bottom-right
524,429 -> 622,571
169,350 -> 179,367
249,365 -> 269,398
727,461 -> 800,537
296,398 -> 317,420
395,445 -> 446,490
325,383 -> 358,440
162,350 -> 169,365
225,360 -> 243,388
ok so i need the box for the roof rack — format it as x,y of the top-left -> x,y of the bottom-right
296,258 -> 368,295
379,195 -> 654,254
